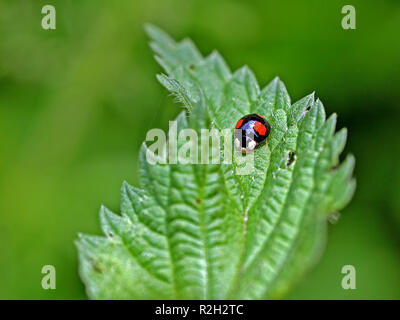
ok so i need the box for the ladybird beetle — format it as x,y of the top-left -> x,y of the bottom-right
234,114 -> 271,154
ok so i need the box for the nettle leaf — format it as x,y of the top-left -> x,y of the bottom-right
76,25 -> 356,299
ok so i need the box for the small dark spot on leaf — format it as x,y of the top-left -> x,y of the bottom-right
195,198 -> 202,204
89,260 -> 104,274
298,105 -> 312,121
286,150 -> 296,168
328,211 -> 341,224
189,64 -> 195,70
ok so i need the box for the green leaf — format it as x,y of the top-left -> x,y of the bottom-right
76,25 -> 356,299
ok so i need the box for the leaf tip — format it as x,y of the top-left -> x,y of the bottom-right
121,180 -> 131,193
346,153 -> 356,170
99,203 -> 107,214
144,23 -> 167,40
143,23 -> 154,34
156,72 -> 168,84
338,127 -> 348,140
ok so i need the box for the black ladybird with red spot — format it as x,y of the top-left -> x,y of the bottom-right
234,114 -> 271,154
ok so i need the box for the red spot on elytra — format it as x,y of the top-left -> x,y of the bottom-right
254,122 -> 267,136
235,119 -> 243,129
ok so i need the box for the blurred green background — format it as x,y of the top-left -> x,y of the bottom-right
0,0 -> 399,299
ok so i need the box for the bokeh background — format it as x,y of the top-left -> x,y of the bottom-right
1,0 -> 399,299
